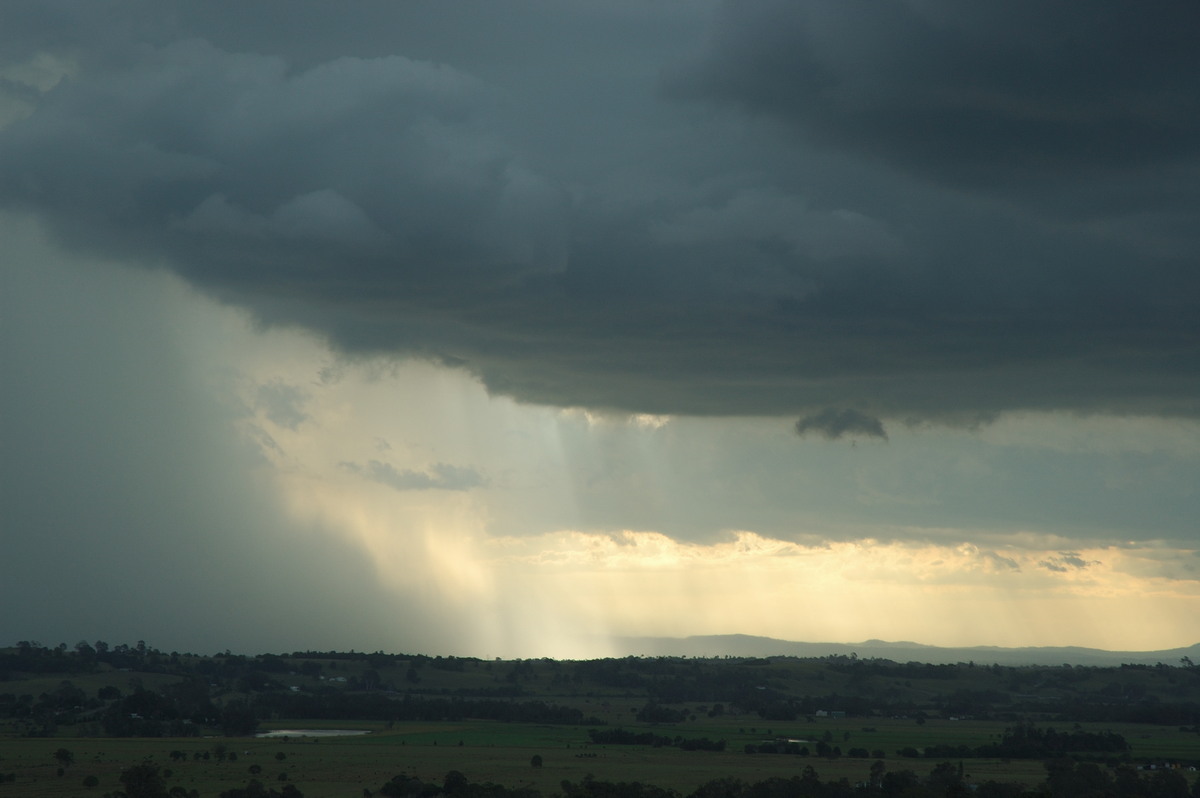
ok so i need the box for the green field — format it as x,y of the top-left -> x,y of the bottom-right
3,715 -> 1198,798
4,646 -> 1200,796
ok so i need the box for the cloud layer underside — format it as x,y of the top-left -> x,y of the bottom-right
2,3 -> 1199,423
670,0 -> 1200,189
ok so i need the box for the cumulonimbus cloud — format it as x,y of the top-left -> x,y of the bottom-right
667,0 -> 1200,191
1,3 -> 1198,427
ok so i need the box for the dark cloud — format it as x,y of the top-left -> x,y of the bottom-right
1,2 -> 1198,426
341,460 -> 486,492
0,37 -> 566,279
668,0 -> 1200,191
795,409 -> 888,441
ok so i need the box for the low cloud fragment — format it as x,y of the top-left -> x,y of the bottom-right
983,551 -> 1021,572
795,408 -> 888,441
341,460 -> 486,492
1038,552 -> 1097,573
255,381 -> 310,431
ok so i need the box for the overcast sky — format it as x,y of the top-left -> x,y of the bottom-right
3,1 -> 1198,657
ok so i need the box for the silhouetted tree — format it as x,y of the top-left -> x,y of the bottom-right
444,770 -> 469,795
53,747 -> 74,769
120,763 -> 169,798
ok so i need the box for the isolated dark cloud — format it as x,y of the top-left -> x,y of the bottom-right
256,381 -> 310,431
1038,552 -> 1097,573
983,552 -> 1020,572
1,2 -> 1198,425
795,409 -> 888,441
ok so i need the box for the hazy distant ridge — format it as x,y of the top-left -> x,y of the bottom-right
611,634 -> 1200,666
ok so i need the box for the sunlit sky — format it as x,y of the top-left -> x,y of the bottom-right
3,2 -> 1199,658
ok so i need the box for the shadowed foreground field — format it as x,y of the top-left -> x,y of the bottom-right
3,644 -> 1200,796
2,717 -> 1196,798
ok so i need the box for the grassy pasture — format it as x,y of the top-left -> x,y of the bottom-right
4,650 -> 1200,797
0,727 -> 932,798
3,716 -> 1198,797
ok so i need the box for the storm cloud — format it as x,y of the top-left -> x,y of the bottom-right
4,3 -> 1200,656
669,0 -> 1200,190
1,2 -> 1198,427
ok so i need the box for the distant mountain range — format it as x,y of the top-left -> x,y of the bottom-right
608,634 -> 1200,666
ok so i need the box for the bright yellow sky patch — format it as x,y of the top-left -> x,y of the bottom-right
182,297 -> 1200,658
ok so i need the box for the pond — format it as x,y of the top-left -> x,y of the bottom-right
255,729 -> 371,738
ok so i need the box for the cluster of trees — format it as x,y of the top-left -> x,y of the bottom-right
636,702 -> 691,723
4,640 -> 1200,743
587,728 -> 726,751
1040,759 -> 1199,798
0,679 -> 92,735
43,759 -> 1200,798
368,761 -> 1200,798
740,724 -> 1129,762
1054,698 -> 1200,727
913,724 -> 1130,760
825,660 -> 965,681
892,725 -> 1132,762
744,739 -> 814,755
69,761 -> 301,798
573,657 -> 777,704
0,676 -> 258,739
218,781 -> 304,798
729,691 -> 878,722
87,680 -> 258,738
742,739 -> 883,759
377,769 -> 539,798
255,691 -> 601,726
28,739 -> 1200,798
1,639 -> 196,677
0,643 -> 601,738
